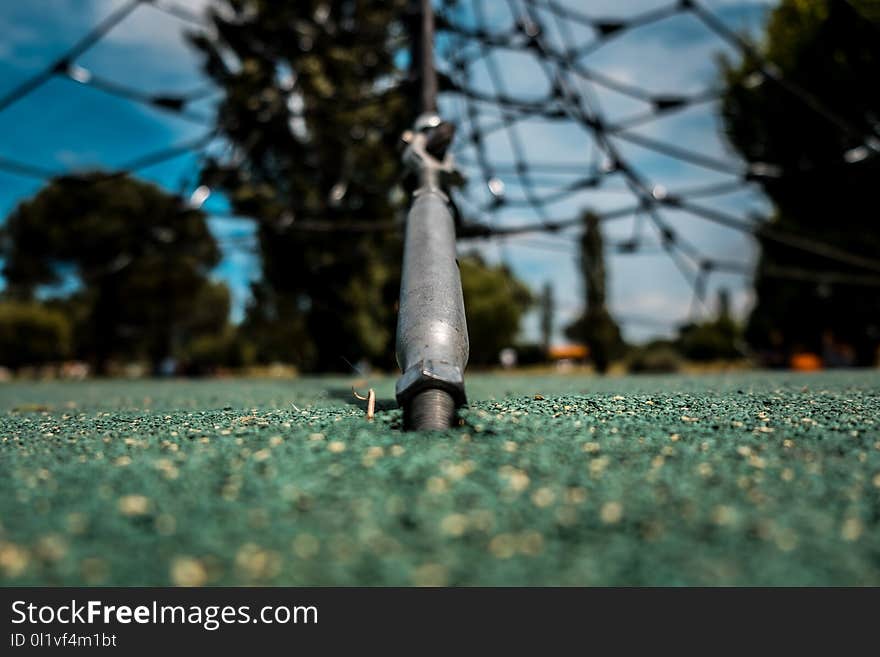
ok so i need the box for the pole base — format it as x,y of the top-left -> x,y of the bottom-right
405,388 -> 456,431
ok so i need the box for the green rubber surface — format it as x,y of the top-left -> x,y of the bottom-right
1,371 -> 879,586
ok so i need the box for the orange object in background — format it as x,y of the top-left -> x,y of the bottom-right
790,352 -> 822,371
548,344 -> 589,360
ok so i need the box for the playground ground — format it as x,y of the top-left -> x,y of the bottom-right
1,370 -> 878,586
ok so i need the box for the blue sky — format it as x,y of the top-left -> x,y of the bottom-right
0,0 -> 777,344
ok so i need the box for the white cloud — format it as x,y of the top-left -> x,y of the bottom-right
91,0 -> 211,49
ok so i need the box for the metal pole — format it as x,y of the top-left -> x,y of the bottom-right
395,0 -> 469,430
413,0 -> 438,116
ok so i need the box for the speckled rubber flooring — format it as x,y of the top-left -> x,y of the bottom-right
1,371 -> 878,586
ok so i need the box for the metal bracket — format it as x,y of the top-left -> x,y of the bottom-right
402,114 -> 465,193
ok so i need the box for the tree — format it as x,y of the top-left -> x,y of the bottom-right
459,253 -> 532,366
236,281 -> 315,366
677,289 -> 742,361
539,281 -> 554,352
175,281 -> 245,374
0,175 -> 225,374
190,0 -> 410,371
720,0 -> 880,365
0,301 -> 71,370
565,212 -> 625,373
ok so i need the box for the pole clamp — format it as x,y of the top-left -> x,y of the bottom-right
402,114 -> 466,192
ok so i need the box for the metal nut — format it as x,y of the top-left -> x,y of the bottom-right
395,359 -> 466,406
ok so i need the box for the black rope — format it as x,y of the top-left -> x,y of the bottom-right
1,0 -> 878,284
0,0 -> 144,114
439,0 -> 880,314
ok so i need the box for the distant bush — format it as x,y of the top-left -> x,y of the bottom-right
179,329 -> 255,376
0,301 -> 71,370
627,341 -> 682,374
677,319 -> 742,361
460,254 -> 532,366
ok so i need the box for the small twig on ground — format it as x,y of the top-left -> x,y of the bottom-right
352,387 -> 376,421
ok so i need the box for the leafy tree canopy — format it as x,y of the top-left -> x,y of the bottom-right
0,301 -> 71,370
720,0 -> 880,363
1,174 -> 225,373
459,253 -> 532,366
676,291 -> 742,362
191,0 -> 411,371
564,212 -> 625,373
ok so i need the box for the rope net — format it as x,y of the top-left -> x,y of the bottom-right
0,0 -> 877,335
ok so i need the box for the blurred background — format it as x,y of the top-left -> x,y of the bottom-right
0,0 -> 878,379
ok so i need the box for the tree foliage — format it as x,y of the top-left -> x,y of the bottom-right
677,290 -> 742,361
539,281 -> 554,351
0,301 -> 71,370
459,253 -> 532,366
0,175 -> 225,373
564,212 -> 625,373
191,0 -> 411,371
720,0 -> 880,364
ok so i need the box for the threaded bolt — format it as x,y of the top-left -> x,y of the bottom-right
405,388 -> 456,431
